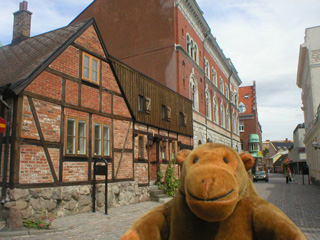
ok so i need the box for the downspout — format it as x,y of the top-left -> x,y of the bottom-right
0,94 -> 11,204
203,32 -> 210,144
228,68 -> 234,149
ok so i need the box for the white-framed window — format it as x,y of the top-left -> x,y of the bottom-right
220,77 -> 224,94
239,121 -> 244,132
212,67 -> 217,85
190,75 -> 199,111
94,123 -> 111,157
205,87 -> 211,120
66,118 -> 87,156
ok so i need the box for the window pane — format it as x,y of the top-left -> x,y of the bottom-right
94,123 -> 101,155
92,59 -> 98,82
78,121 -> 86,154
103,125 -> 110,156
84,55 -> 90,79
67,119 -> 76,154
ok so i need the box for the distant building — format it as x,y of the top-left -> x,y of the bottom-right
263,139 -> 293,173
239,81 -> 262,171
288,123 -> 307,173
297,25 -> 320,185
73,0 -> 242,150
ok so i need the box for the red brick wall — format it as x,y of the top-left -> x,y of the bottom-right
114,152 -> 133,179
26,71 -> 62,100
113,119 -> 133,149
34,99 -> 61,142
134,163 -> 148,184
65,80 -> 79,105
65,108 -> 89,119
48,148 -> 60,179
63,162 -> 88,182
81,85 -> 100,111
101,92 -> 111,114
113,95 -> 130,118
102,61 -> 121,94
49,45 -> 79,78
75,25 -> 105,57
21,96 -> 39,140
178,134 -> 192,146
134,134 -> 147,159
20,145 -> 53,184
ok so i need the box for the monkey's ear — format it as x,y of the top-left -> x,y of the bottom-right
176,149 -> 191,166
240,152 -> 255,171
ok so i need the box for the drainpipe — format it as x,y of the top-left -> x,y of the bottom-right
228,67 -> 234,149
0,94 -> 12,205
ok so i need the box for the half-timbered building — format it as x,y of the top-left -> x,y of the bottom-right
0,2 -> 192,218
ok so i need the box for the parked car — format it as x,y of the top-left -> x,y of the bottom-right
253,171 -> 269,182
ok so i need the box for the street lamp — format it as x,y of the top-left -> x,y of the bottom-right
312,141 -> 320,150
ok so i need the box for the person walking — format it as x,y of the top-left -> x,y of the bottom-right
285,167 -> 290,184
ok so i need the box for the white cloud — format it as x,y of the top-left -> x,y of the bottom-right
0,0 -> 317,141
198,0 -> 320,140
0,0 -> 93,45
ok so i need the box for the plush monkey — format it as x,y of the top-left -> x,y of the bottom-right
121,143 -> 306,240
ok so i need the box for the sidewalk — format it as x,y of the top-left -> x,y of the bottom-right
0,173 -> 319,239
0,201 -> 162,239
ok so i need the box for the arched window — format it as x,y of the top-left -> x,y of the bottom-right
190,40 -> 194,58
205,87 -> 211,120
212,67 -> 217,85
194,44 -> 198,63
189,75 -> 199,111
187,35 -> 190,53
220,103 -> 225,127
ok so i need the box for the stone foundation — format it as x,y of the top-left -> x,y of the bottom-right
0,182 -> 152,220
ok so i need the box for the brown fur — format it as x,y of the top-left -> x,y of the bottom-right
121,143 -> 306,240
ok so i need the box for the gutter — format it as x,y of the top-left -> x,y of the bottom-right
0,91 -> 12,204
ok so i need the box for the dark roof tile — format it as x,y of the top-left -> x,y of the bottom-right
0,19 -> 91,94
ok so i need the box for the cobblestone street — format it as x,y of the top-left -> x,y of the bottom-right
1,173 -> 319,239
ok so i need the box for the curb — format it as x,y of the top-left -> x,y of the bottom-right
0,226 -> 67,238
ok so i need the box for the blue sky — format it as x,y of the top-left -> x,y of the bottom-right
1,0 -> 320,141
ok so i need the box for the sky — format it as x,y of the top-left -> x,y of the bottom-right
1,0 -> 319,141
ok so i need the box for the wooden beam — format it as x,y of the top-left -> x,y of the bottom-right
27,97 -> 58,182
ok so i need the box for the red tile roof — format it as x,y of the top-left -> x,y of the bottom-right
239,85 -> 254,114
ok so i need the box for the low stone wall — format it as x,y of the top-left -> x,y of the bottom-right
1,181 -> 151,220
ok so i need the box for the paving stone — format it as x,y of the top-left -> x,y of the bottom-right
0,174 -> 319,239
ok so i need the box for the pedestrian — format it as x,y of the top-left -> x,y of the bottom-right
285,167 -> 290,184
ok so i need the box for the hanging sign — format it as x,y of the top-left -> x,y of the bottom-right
0,118 -> 6,133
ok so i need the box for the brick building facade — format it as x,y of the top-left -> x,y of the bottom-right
0,2 -> 192,219
74,0 -> 242,150
239,81 -> 263,171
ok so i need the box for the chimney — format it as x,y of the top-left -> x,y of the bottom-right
12,1 -> 32,44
